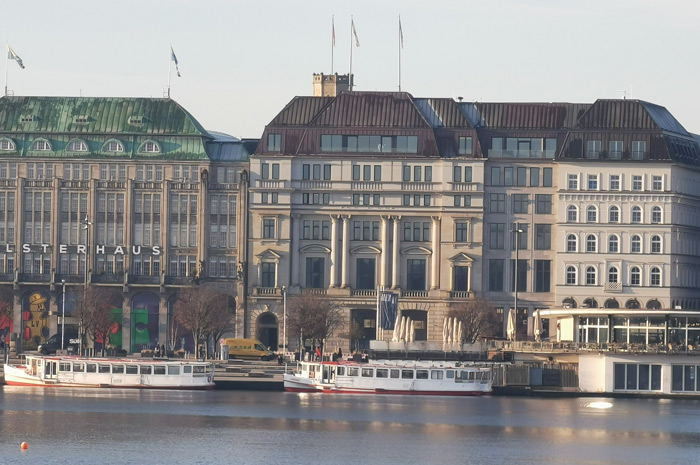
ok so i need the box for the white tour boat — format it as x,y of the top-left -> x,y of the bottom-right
4,354 -> 215,390
284,360 -> 492,395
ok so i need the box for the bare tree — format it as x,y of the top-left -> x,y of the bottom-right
173,287 -> 229,358
208,294 -> 236,353
287,294 -> 343,354
0,285 -> 13,348
448,298 -> 501,344
84,287 -> 123,356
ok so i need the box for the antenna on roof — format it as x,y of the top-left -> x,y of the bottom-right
619,86 -> 632,100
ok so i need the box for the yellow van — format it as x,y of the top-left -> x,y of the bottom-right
224,338 -> 276,361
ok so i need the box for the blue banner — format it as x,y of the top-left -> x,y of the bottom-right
380,292 -> 398,330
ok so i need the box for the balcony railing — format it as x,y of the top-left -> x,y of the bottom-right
450,291 -> 472,299
487,149 -> 555,159
19,273 -> 51,283
91,274 -> 124,284
129,275 -> 160,285
254,287 -> 279,296
401,290 -> 428,298
0,273 -> 13,282
605,282 -> 622,292
351,289 -> 377,297
302,288 -> 327,296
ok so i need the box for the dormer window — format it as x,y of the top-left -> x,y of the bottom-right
0,138 -> 15,151
31,139 -> 51,151
20,115 -> 37,123
103,140 -> 124,153
139,141 -> 160,153
74,116 -> 90,125
67,139 -> 88,152
129,117 -> 143,126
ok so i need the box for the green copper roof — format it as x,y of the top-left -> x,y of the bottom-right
0,96 -> 210,135
0,96 -> 214,160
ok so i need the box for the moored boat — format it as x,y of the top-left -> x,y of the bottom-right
284,360 -> 492,395
4,354 -> 215,390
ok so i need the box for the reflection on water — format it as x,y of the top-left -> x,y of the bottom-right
2,387 -> 700,464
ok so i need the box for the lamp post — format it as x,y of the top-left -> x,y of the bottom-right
514,227 -> 523,340
80,215 -> 92,356
282,285 -> 286,368
61,279 -> 66,351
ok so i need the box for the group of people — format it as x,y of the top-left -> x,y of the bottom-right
153,343 -> 167,358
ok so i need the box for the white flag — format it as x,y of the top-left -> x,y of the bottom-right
7,46 -> 25,69
351,19 -> 360,47
170,46 -> 181,77
399,17 -> 404,49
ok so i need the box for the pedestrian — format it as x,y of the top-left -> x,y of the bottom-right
154,344 -> 160,358
315,346 -> 321,361
161,343 -> 166,358
337,346 -> 343,360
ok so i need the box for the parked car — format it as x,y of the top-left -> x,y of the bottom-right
38,331 -> 79,355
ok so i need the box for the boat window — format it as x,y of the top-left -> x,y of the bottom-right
467,371 -> 476,381
140,365 -> 152,375
112,365 -> 124,374
73,363 -> 84,373
183,365 -> 192,373
376,368 -> 389,378
390,369 -> 400,379
431,370 -> 443,380
348,367 -> 359,377
168,366 -> 180,375
416,370 -> 429,379
446,370 -> 454,379
362,368 -> 374,377
401,369 -> 414,379
193,365 -> 205,374
86,364 -> 97,373
154,366 -> 166,375
126,365 -> 138,374
98,365 -> 111,373
59,362 -> 71,372
337,366 -> 345,376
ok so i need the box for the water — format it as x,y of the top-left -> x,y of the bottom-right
2,387 -> 700,465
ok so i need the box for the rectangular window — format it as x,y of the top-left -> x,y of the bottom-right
512,194 -> 529,214
324,164 -> 331,180
271,164 -> 280,179
516,167 -> 527,187
511,259 -> 527,293
632,175 -> 643,191
402,166 -> 411,182
304,164 -> 311,180
504,167 -> 513,186
587,140 -> 601,159
374,165 -> 381,181
489,223 -> 505,250
652,175 -> 662,191
632,141 -> 646,160
305,257 -> 325,288
530,168 -> 540,187
543,168 -> 552,187
488,259 -> 504,292
535,224 -> 551,250
535,260 -> 551,292
535,194 -> 552,214
609,140 -> 623,160
262,218 -> 275,239
490,167 -> 501,186
267,133 -> 281,152
588,174 -> 598,190
356,258 -> 376,289
489,193 -> 505,213
261,262 -> 276,288
313,164 -> 321,180
458,136 -> 473,155
406,259 -> 426,291
455,222 -> 468,242
610,175 -> 620,190
568,174 -> 578,190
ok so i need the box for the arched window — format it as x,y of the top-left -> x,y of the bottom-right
604,298 -> 620,309
646,299 -> 661,309
630,266 -> 641,286
651,206 -> 662,224
562,297 -> 577,308
586,234 -> 597,253
651,235 -> 661,253
0,137 -> 16,151
586,266 -> 596,285
103,140 -> 124,153
626,299 -> 641,309
631,235 -> 641,253
583,297 -> 598,308
631,206 -> 642,223
650,267 -> 661,286
31,139 -> 51,151
139,141 -> 161,153
609,205 -> 620,223
567,234 -> 577,252
567,205 -> 578,223
608,266 -> 619,283
566,266 -> 577,285
67,139 -> 88,152
587,205 -> 597,223
608,235 -> 619,253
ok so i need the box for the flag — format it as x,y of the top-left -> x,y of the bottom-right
399,16 -> 404,49
7,46 -> 25,69
351,19 -> 360,47
332,16 -> 336,47
379,292 -> 398,330
170,46 -> 181,77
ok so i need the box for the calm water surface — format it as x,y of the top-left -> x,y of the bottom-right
1,386 -> 700,464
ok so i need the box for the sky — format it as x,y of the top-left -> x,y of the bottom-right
3,0 -> 700,139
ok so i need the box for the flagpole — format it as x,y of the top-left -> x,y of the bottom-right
167,45 -> 172,98
4,44 -> 9,97
398,16 -> 402,92
376,285 -> 381,341
349,16 -> 353,92
331,15 -> 335,75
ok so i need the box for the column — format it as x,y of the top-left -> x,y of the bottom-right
380,216 -> 389,287
341,215 -> 350,288
467,263 -> 472,293
391,216 -> 400,289
291,213 -> 300,287
329,215 -> 338,287
431,216 -> 441,289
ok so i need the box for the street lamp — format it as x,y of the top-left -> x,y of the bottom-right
61,279 -> 66,351
80,215 -> 92,356
514,227 -> 523,341
282,285 -> 286,368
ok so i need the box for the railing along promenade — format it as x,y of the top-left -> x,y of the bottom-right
486,340 -> 698,355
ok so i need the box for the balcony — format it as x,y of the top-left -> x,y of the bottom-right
450,291 -> 472,299
0,273 -> 13,282
129,275 -> 160,285
0,179 -> 16,188
487,149 -> 555,159
254,287 -> 280,296
55,274 -> 87,284
302,288 -> 327,296
134,181 -> 162,190
165,276 -> 194,286
351,289 -> 376,297
19,273 -> 51,283
401,290 -> 428,298
91,274 -> 123,284
605,282 -> 622,292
